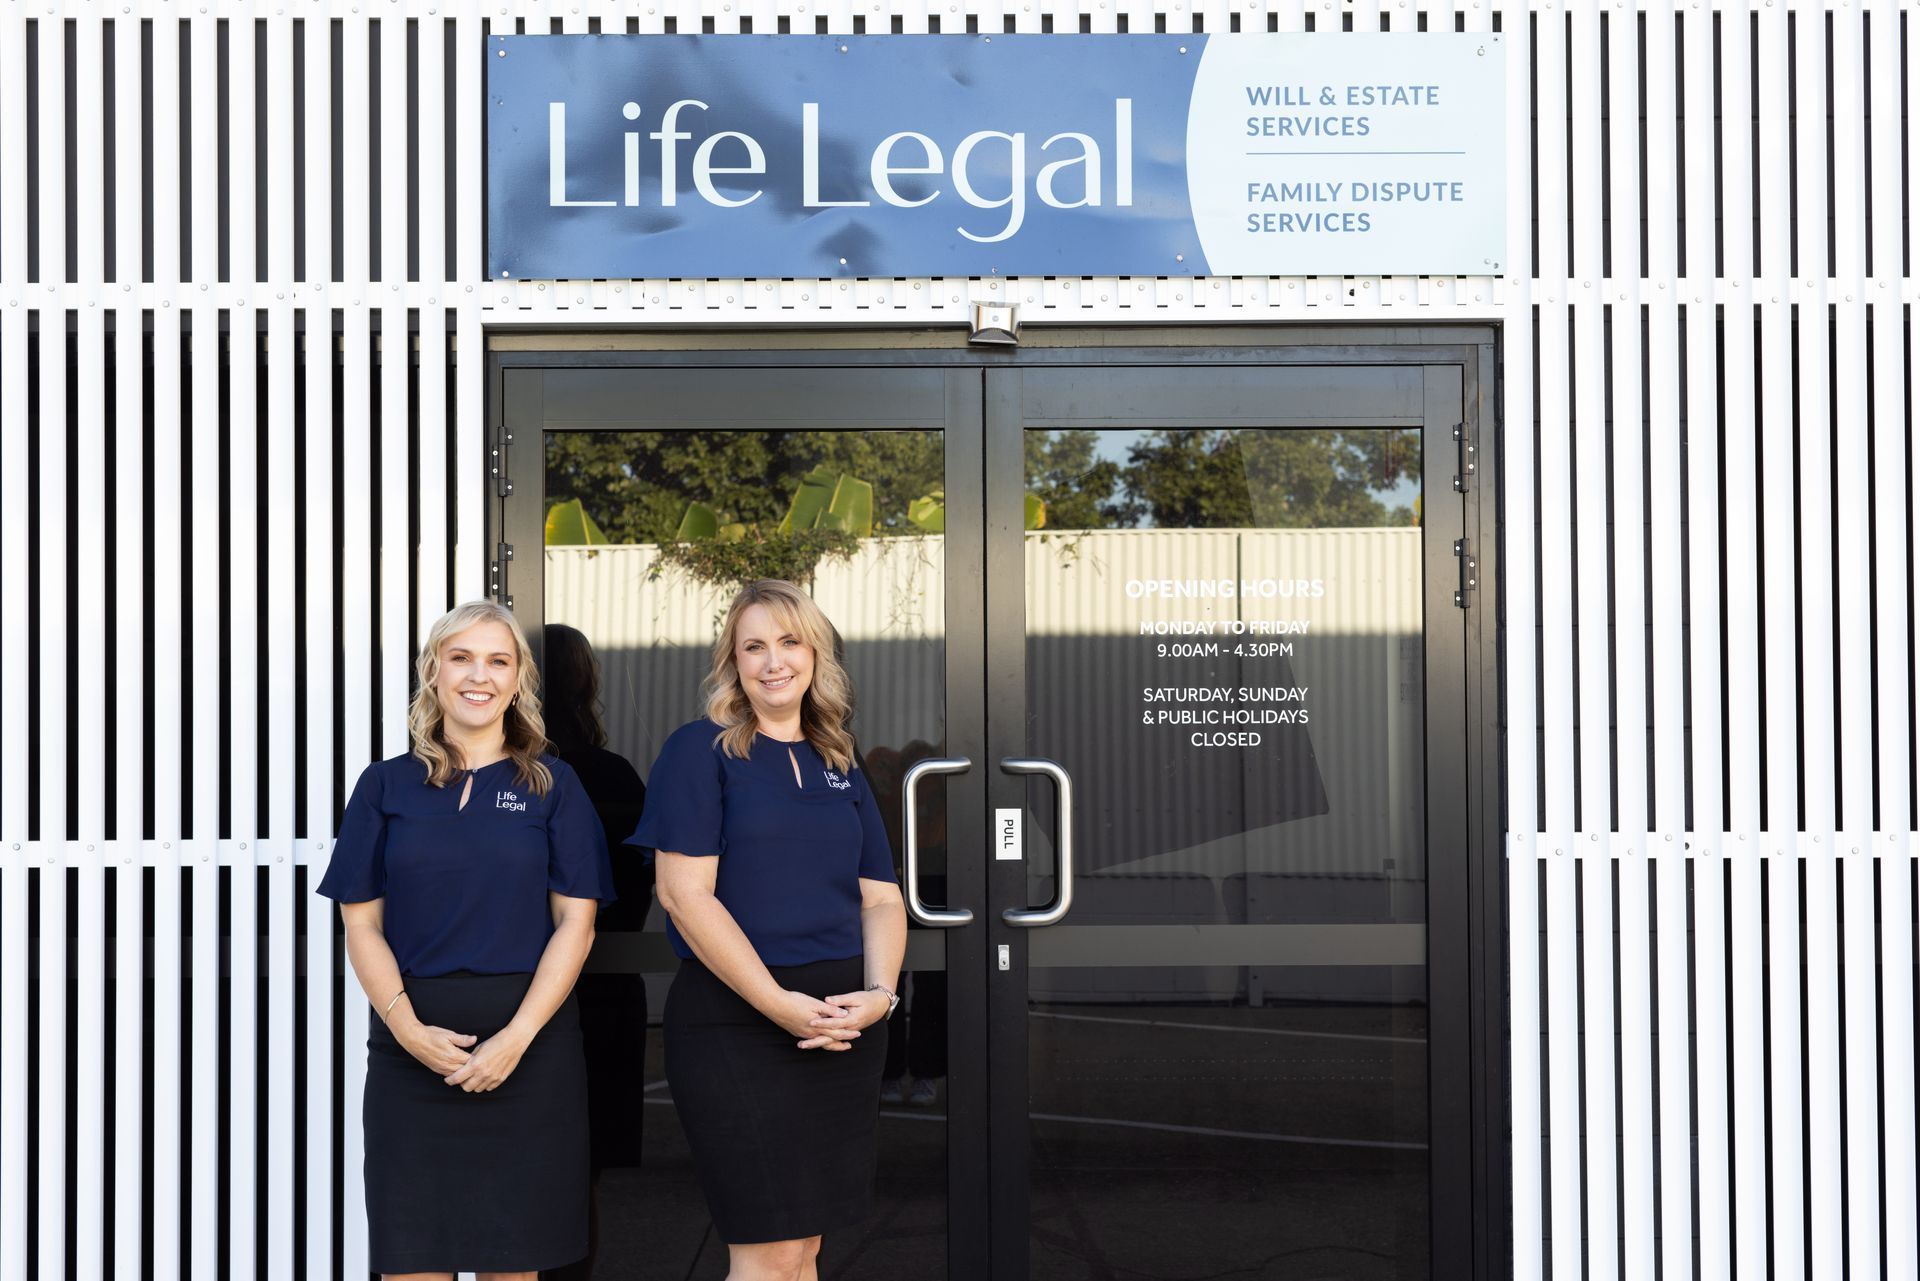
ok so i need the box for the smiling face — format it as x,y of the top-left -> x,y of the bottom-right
431,619 -> 520,745
732,602 -> 815,729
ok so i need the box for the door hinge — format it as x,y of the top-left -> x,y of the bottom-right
1453,538 -> 1476,608
490,542 -> 515,604
491,439 -> 513,497
1452,423 -> 1476,492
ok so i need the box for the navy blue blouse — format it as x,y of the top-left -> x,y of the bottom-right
628,720 -> 896,967
316,753 -> 617,977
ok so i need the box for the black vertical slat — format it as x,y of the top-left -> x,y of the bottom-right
1684,858 -> 1711,1281
255,18 -> 268,285
1602,14 -> 1614,280
367,20 -> 380,284
442,19 -> 456,283
64,312 -> 80,839
405,20 -> 417,285
24,869 -> 40,1278
176,19 -> 190,283
292,316 -> 309,839
103,22 -> 117,285
217,317 -> 234,842
63,19 -> 77,285
27,323 -> 42,841
328,20 -> 341,285
215,19 -> 228,284
141,20 -> 154,285
292,21 -> 305,285
26,20 -> 40,284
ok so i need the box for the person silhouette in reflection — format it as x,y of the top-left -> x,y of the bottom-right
541,624 -> 650,1281
878,739 -> 950,1107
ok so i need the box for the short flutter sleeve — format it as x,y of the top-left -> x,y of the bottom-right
545,761 -> 618,902
628,722 -> 726,859
316,763 -> 389,903
853,766 -> 897,883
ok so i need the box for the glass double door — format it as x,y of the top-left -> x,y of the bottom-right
499,353 -> 1473,1280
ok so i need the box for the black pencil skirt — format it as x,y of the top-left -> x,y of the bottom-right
363,971 -> 589,1275
665,955 -> 886,1245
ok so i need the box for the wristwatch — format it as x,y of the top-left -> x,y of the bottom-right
868,983 -> 901,1018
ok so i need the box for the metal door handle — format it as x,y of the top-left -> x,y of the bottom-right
902,757 -> 973,926
1000,758 -> 1074,927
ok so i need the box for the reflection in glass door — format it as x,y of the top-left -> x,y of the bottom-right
989,364 -> 1461,1281
1022,426 -> 1428,1278
502,363 -> 984,1280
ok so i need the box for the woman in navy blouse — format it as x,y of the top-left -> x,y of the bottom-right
632,579 -> 908,1281
318,600 -> 616,1280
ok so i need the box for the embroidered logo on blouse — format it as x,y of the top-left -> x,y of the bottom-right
822,770 -> 854,791
495,790 -> 528,812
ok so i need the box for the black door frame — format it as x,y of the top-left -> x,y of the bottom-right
486,324 -> 1506,1281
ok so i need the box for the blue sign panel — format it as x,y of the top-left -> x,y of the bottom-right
486,34 -> 1504,279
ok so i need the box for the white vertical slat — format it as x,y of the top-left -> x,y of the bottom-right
1536,0 -> 1573,837
380,10 -> 414,750
226,4 -> 262,1272
1754,0 -> 1796,842
1603,0 -> 1644,835
417,10 -> 449,625
1578,839 -> 1618,1276
1869,2 -> 1917,1271
338,12 -> 377,1272
454,1 -> 485,601
1652,830 -> 1694,1279
1604,9 -> 1655,1270
1789,11 -> 1843,1274
1801,836 -> 1843,1279
1651,32 -> 1712,1281
36,10 -> 71,1279
1544,841 -> 1581,1280
1614,835 -> 1655,1278
1507,836 -> 1543,1277
1755,2 -> 1804,1264
1827,9 -> 1880,1277
1567,3 -> 1618,1264
261,9 -> 296,1275
1500,0 -> 1541,1269
1535,6 -> 1579,1268
1883,846 -> 1920,1272
1642,0 -> 1682,838
0,5 -> 30,1278
340,313 -> 376,1277
108,11 -> 148,1279
1766,840 -> 1807,1281
71,14 -> 109,1281
186,10 -> 223,1271
300,7 -> 338,1278
1713,8 -> 1755,835
148,10 -> 185,1271
1710,8 -> 1762,1271
1688,835 -> 1730,1281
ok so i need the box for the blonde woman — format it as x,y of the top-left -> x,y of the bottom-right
631,579 -> 908,1281
318,601 -> 615,1280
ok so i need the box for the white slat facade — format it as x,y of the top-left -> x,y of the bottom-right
0,1 -> 1915,1277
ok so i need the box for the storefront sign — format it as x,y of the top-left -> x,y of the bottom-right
487,34 -> 1504,279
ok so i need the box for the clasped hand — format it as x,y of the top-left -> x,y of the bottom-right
776,988 -> 889,1051
397,1019 -> 530,1092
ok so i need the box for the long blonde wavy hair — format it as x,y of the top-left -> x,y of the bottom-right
705,580 -> 858,773
408,600 -> 555,797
